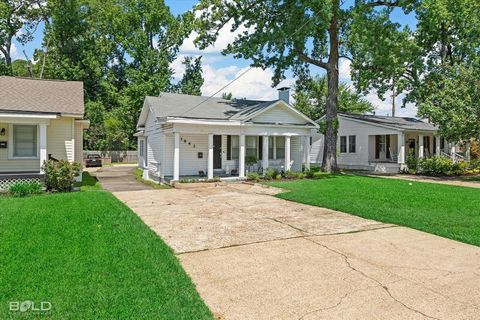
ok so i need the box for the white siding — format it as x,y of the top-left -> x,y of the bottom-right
74,122 -> 84,164
311,130 -> 324,165
48,117 -> 75,162
291,136 -> 303,171
252,104 -> 308,125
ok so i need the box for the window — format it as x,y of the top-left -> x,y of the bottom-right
276,136 -> 285,159
268,136 -> 274,159
231,135 -> 239,160
13,125 -> 37,158
340,136 -> 347,153
348,135 -> 356,153
139,139 -> 144,157
246,136 -> 257,157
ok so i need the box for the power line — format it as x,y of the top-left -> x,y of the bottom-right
179,14 -> 314,116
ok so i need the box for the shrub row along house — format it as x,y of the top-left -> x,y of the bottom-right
137,89 -> 466,181
0,76 -> 88,191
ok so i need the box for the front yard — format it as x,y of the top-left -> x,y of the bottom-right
0,190 -> 211,319
268,174 -> 480,247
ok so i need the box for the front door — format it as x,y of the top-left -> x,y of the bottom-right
213,135 -> 222,169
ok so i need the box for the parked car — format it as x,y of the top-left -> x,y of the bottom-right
85,154 -> 102,167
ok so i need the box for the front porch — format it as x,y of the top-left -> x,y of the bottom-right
163,133 -> 311,182
368,132 -> 453,172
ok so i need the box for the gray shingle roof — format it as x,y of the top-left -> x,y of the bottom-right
0,76 -> 84,116
340,113 -> 438,131
145,92 -> 277,121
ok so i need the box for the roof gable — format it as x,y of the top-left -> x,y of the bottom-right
0,76 -> 84,116
248,101 -> 318,126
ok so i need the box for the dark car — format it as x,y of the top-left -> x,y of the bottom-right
85,154 -> 102,167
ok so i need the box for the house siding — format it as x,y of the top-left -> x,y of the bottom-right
252,104 -> 307,125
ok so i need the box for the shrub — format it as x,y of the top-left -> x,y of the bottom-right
284,170 -> 305,179
246,172 -> 260,182
406,156 -> 417,172
8,181 -> 42,197
417,156 -> 468,176
312,171 -> 330,179
304,165 -> 321,178
43,160 -> 81,192
264,168 -> 280,180
275,174 -> 282,180
245,156 -> 258,167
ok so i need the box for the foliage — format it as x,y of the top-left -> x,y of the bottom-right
8,181 -> 42,197
175,56 -> 204,96
405,155 -> 418,172
264,168 -> 281,180
417,65 -> 480,142
294,75 -> 373,121
222,92 -> 233,100
304,165 -> 321,179
246,172 -> 261,182
0,191 -> 212,318
245,155 -> 258,166
195,0 -> 415,172
267,175 -> 480,247
134,168 -> 171,189
43,160 -> 81,192
417,156 -> 468,176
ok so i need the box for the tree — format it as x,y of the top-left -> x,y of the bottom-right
417,65 -> 480,142
176,56 -> 204,96
195,0 -> 416,172
294,75 -> 373,121
0,0 -> 47,75
221,92 -> 233,100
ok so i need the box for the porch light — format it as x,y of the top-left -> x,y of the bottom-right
0,128 -> 5,136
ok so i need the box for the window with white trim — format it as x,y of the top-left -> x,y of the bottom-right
246,136 -> 257,157
276,136 -> 285,159
348,135 -> 356,153
231,135 -> 239,160
13,125 -> 37,158
340,136 -> 347,153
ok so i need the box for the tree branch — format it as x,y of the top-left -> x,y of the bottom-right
297,52 -> 329,70
364,1 -> 401,7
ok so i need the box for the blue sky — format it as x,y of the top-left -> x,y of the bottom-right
11,0 -> 418,117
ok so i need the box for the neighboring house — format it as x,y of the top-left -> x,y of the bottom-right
136,89 -> 318,182
311,113 -> 456,173
0,76 -> 89,190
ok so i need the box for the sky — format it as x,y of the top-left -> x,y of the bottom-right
9,0 -> 418,117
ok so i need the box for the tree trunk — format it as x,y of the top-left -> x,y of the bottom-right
322,1 -> 339,173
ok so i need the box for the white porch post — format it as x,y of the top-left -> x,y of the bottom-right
466,141 -> 471,161
208,133 -> 214,180
397,132 -> 405,167
285,135 -> 291,171
303,136 -> 310,170
173,132 -> 180,181
39,124 -> 47,174
435,135 -> 441,156
450,143 -> 456,161
239,134 -> 245,178
262,135 -> 269,172
418,134 -> 424,159
273,136 -> 277,159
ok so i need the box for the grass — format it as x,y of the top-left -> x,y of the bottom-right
75,171 -> 102,191
134,168 -> 171,189
0,191 -> 211,319
267,174 -> 480,247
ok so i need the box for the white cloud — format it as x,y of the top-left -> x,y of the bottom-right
339,59 -> 352,82
364,90 -> 417,117
0,43 -> 19,59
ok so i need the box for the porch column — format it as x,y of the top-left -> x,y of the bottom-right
273,136 -> 277,159
207,133 -> 214,180
451,143 -> 456,161
303,136 -> 311,170
418,134 -> 424,159
466,141 -> 471,161
262,135 -> 269,172
397,132 -> 405,166
239,134 -> 245,178
173,132 -> 180,181
39,124 -> 47,174
435,135 -> 441,156
285,136 -> 291,171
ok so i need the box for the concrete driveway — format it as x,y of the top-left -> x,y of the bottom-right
114,183 -> 480,320
93,165 -> 152,192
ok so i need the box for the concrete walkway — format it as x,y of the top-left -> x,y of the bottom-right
372,174 -> 480,189
93,165 -> 152,192
114,183 -> 480,320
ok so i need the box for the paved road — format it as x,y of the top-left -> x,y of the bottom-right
113,183 -> 480,320
93,165 -> 152,192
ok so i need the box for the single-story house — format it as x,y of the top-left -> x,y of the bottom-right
0,76 -> 89,190
136,89 -> 318,182
311,113 -> 458,173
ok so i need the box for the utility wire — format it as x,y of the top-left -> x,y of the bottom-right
179,14 -> 314,116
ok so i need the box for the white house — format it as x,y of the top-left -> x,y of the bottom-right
136,89 -> 318,182
0,76 -> 89,190
311,113 -> 457,173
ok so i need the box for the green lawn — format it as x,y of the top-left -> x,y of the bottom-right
75,171 -> 102,191
268,174 -> 480,247
0,191 -> 211,319
134,168 -> 171,189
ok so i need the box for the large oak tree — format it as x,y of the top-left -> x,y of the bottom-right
195,0 -> 416,172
